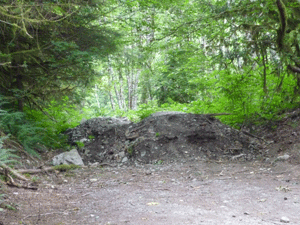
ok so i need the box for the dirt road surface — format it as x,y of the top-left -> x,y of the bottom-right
2,160 -> 300,225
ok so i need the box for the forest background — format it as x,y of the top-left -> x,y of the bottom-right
1,0 -> 300,159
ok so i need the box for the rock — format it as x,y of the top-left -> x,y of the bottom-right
119,151 -> 125,158
141,150 -> 146,157
89,162 -> 99,167
52,149 -> 84,166
79,138 -> 89,143
145,171 -> 152,175
277,154 -> 290,161
122,157 -> 128,163
90,178 -> 97,182
280,216 -> 290,223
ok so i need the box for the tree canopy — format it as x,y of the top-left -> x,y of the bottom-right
0,0 -> 119,111
2,0 -> 300,126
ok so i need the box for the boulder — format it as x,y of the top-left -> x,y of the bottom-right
53,149 -> 84,166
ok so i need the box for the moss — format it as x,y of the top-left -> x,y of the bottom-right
276,0 -> 288,51
53,164 -> 81,172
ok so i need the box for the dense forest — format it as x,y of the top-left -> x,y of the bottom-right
1,0 -> 300,159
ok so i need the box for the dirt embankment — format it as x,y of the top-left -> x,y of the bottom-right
66,112 -> 265,165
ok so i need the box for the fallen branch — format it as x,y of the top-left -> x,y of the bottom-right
242,130 -> 265,141
17,167 -> 55,174
0,169 -> 37,190
0,163 -> 29,181
5,173 -> 38,190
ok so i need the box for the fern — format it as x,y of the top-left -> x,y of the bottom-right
0,135 -> 19,166
0,102 -> 48,156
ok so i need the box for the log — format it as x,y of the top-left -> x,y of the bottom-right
17,167 -> 55,174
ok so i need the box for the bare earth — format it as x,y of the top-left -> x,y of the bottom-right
3,110 -> 300,225
1,160 -> 300,225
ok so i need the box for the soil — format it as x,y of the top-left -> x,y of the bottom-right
1,111 -> 300,225
66,112 -> 265,165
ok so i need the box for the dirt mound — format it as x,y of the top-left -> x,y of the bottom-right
66,112 -> 264,165
252,109 -> 300,164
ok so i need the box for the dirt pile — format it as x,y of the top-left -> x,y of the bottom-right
66,112 -> 264,165
252,109 -> 300,164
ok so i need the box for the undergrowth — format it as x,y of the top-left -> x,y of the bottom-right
120,97 -> 297,129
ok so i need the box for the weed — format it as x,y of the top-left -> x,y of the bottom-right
24,173 -> 31,178
0,175 -> 7,182
155,160 -> 163,165
65,172 -> 75,177
4,204 -> 16,210
31,176 -> 39,182
127,146 -> 133,155
88,135 -> 95,140
75,141 -> 85,148
288,121 -> 298,128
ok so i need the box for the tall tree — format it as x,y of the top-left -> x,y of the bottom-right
0,0 -> 119,111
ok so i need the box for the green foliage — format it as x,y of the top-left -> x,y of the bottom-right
31,176 -> 39,183
0,1 -> 119,111
4,204 -> 16,211
0,134 -> 19,212
155,159 -> 163,165
133,101 -> 161,120
26,96 -> 85,134
2,0 -> 300,143
0,107 -> 47,157
0,135 -> 19,166
53,164 -> 81,172
127,146 -> 134,156
75,141 -> 85,148
25,96 -> 92,149
154,49 -> 199,105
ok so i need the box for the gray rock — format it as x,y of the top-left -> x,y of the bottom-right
53,149 -> 84,166
89,162 -> 99,167
141,150 -> 146,157
280,216 -> 290,223
277,154 -> 290,161
122,157 -> 128,163
119,151 -> 125,158
79,138 -> 89,143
